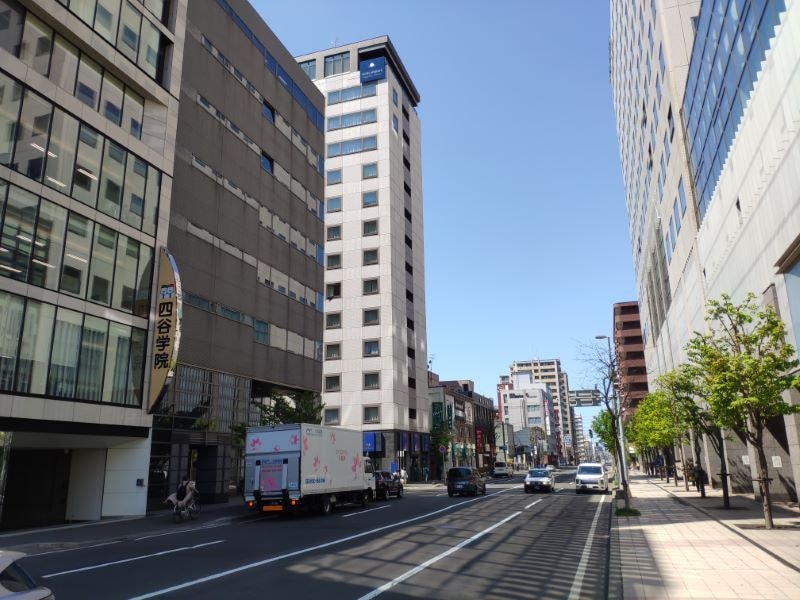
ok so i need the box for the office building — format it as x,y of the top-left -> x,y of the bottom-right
146,0 -> 327,506
498,375 -> 558,465
503,359 -> 573,462
611,0 -> 800,499
295,38 -> 429,475
0,0 -> 185,527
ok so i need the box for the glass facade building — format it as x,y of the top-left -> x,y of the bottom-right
684,0 -> 787,219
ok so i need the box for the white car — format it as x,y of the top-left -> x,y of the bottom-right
524,468 -> 555,493
492,461 -> 511,478
0,551 -> 53,599
575,462 -> 609,494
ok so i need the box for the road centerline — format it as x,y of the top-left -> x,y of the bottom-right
42,540 -> 224,578
356,511 -> 523,600
341,505 -> 391,518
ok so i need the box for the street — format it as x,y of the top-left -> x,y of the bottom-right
3,471 -> 612,599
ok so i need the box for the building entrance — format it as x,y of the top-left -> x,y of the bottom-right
0,449 -> 70,530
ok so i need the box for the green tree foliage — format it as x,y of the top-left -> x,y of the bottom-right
686,293 -> 800,529
591,410 -> 617,460
257,390 -> 325,426
628,391 -> 679,451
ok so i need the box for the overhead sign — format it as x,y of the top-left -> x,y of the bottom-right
360,56 -> 385,83
564,435 -> 573,447
148,247 -> 182,411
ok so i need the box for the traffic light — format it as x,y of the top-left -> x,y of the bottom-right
589,429 -> 594,439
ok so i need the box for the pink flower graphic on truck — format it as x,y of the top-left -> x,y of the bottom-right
291,434 -> 299,446
352,456 -> 361,479
313,455 -> 320,472
249,437 -> 262,451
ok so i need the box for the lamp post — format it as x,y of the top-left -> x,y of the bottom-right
596,334 -> 629,503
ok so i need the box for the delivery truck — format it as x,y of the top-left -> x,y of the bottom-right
244,423 -> 375,515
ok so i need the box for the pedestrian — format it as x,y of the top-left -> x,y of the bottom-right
692,463 -> 703,492
423,465 -> 429,482
400,467 -> 408,485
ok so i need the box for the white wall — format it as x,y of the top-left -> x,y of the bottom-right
66,449 -> 107,521
101,434 -> 151,517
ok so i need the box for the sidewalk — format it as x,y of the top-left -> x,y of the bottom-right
613,473 -> 800,599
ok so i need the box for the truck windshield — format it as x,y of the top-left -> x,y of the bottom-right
578,466 -> 603,475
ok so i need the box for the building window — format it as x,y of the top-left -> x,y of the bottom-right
262,101 -> 275,123
326,283 -> 341,299
407,346 -> 415,359
326,312 -> 341,329
392,114 -> 399,133
327,225 -> 341,241
254,320 -> 269,344
327,196 -> 342,212
363,402 -> 380,420
362,191 -> 378,207
260,152 -> 273,174
392,88 -> 398,106
406,318 -> 414,330
362,163 -> 378,179
677,178 -> 687,215
363,249 -> 378,265
667,105 -> 674,141
363,279 -> 379,295
328,109 -> 376,131
324,375 -> 340,392
363,308 -> 379,326
363,220 -> 378,236
327,169 -> 342,185
408,377 -> 416,389
363,339 -> 380,357
299,59 -> 316,80
327,82 -> 377,105
324,51 -> 350,76
327,136 -> 377,158
325,343 -> 340,360
326,253 -> 341,269
324,408 -> 339,424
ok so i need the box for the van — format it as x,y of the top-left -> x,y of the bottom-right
493,461 -> 511,478
447,467 -> 487,497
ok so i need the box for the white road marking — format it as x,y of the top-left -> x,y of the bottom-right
341,505 -> 391,518
135,523 -> 228,540
129,488 -> 514,599
524,499 -> 544,510
28,540 -> 123,557
567,496 -> 607,599
356,511 -> 522,600
42,540 -> 224,578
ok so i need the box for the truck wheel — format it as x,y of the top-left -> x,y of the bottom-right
360,490 -> 368,507
320,496 -> 332,516
366,488 -> 374,502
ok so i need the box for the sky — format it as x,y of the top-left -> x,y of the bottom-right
254,1 -> 635,432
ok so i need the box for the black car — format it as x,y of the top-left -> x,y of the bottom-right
446,467 -> 486,497
375,471 -> 403,500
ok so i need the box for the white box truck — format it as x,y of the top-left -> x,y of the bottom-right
244,423 -> 375,515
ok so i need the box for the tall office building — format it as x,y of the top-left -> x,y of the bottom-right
295,38 -> 430,475
611,0 -> 800,498
147,0 -> 327,506
612,301 -> 648,411
504,359 -> 573,462
0,0 -> 185,527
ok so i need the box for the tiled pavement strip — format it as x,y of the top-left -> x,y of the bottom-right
612,472 -> 800,599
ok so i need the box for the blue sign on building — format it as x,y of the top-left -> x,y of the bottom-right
360,56 -> 386,83
363,432 -> 376,453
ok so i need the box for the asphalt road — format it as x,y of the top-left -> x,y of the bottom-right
2,470 -> 613,599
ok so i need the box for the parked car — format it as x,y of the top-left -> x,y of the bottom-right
575,462 -> 609,494
447,467 -> 487,497
524,468 -> 555,493
0,551 -> 53,599
374,471 -> 403,500
492,461 -> 511,478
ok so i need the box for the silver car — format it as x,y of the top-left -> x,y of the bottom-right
524,468 -> 555,493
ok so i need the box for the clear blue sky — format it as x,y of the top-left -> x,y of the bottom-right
254,1 -> 635,430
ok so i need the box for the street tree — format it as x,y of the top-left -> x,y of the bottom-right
686,293 -> 800,529
657,365 -> 732,508
591,410 -> 617,462
628,391 -> 681,482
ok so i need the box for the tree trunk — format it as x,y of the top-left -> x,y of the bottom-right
679,442 -> 690,491
716,429 -> 731,510
752,426 -> 774,529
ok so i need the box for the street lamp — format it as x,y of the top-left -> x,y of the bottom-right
595,334 -> 629,502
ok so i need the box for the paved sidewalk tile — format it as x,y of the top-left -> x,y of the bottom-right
615,474 -> 800,600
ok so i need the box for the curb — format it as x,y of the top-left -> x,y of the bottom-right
607,498 -> 624,599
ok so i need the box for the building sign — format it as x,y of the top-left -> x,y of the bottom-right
432,402 -> 443,426
359,56 -> 385,83
476,429 -> 484,450
446,404 -> 454,429
564,434 -> 572,447
148,247 -> 182,411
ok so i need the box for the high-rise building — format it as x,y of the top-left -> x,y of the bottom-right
295,38 -> 429,475
613,301 -> 648,411
611,0 -> 800,499
504,359 -> 572,462
0,0 -> 186,527
146,0 -> 327,506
